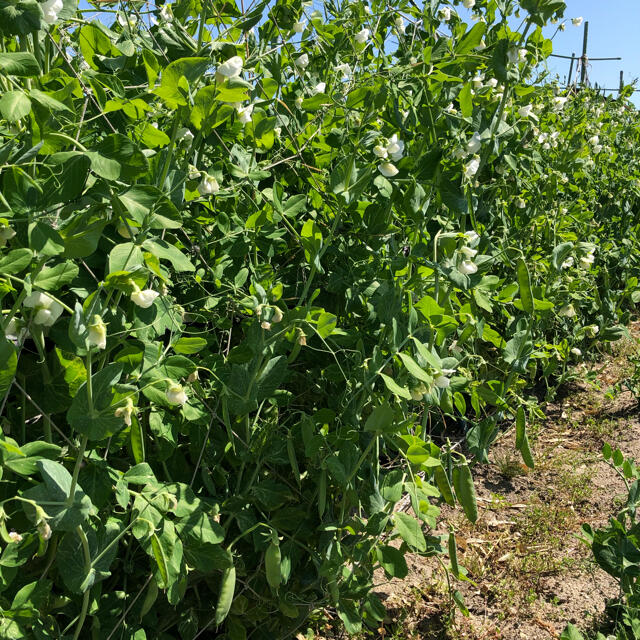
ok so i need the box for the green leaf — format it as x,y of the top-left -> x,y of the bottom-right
376,545 -> 408,578
458,83 -> 473,118
398,353 -> 431,383
394,512 -> 426,551
67,364 -> 124,440
33,261 -> 79,291
22,460 -> 94,532
154,57 -> 209,108
142,239 -> 194,272
551,242 -> 573,271
456,22 -> 486,55
364,402 -> 394,433
380,372 -> 412,400
560,624 -> 585,640
172,337 -> 207,354
0,52 -> 40,76
0,248 -> 32,275
0,339 -> 17,399
108,242 -> 143,273
0,91 -> 31,121
0,0 -> 42,35
29,88 -> 71,113
28,222 -> 64,257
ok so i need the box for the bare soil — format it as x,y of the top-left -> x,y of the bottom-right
314,324 -> 640,640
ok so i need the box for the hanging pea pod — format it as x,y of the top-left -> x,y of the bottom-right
516,258 -> 534,315
215,563 -> 236,626
453,463 -> 478,524
434,466 -> 455,506
515,406 -> 534,468
265,535 -> 282,590
448,530 -> 460,579
318,467 -> 327,519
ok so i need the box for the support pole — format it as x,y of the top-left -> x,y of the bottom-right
580,21 -> 589,86
619,70 -> 624,95
567,53 -> 575,88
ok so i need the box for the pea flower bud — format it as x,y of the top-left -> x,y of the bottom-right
115,397 -> 135,426
167,383 -> 188,405
88,315 -> 107,350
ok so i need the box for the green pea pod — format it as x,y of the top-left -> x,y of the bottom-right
453,463 -> 478,524
434,466 -> 455,506
516,258 -> 534,315
448,530 -> 460,579
515,406 -> 534,468
318,468 -> 326,519
215,564 -> 236,626
287,436 -> 300,486
265,541 -> 282,590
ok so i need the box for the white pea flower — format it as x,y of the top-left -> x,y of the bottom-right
572,17 -> 583,26
466,132 -> 481,155
458,260 -> 478,275
117,12 -> 138,29
485,78 -> 498,89
571,347 -> 582,356
354,28 -> 370,43
41,0 -> 63,24
476,39 -> 486,50
167,383 -> 188,406
8,531 -> 22,543
518,104 -> 535,119
515,197 -> 526,209
236,104 -> 253,124
438,7 -> 451,21
131,287 -> 160,309
294,53 -> 309,69
395,16 -> 405,34
335,62 -> 352,78
115,397 -> 135,426
386,134 -> 404,161
295,96 -> 303,108
198,173 -> 220,196
5,318 -> 27,344
272,307 -> 284,323
580,252 -> 595,269
88,315 -> 107,350
589,135 -> 600,146
159,3 -> 173,21
463,0 -> 475,7
261,320 -> 272,330
293,20 -> 306,33
464,230 -> 479,244
507,47 -> 518,65
463,156 -> 480,179
274,126 -> 282,137
434,370 -> 455,389
472,74 -> 484,89
373,145 -> 388,159
593,144 -> 602,154
187,370 -> 199,383
188,165 -> 201,180
378,162 -> 399,178
585,325 -> 599,337
459,246 -> 478,258
559,304 -> 576,318
410,383 -> 428,401
518,48 -> 527,61
313,82 -> 326,94
364,4 -> 371,13
23,292 -> 64,327
37,519 -> 52,541
177,128 -> 194,145
216,56 -> 243,81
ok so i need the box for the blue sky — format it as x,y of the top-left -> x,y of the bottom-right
542,0 -> 639,104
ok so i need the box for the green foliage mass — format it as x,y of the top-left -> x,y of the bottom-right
0,0 -> 639,637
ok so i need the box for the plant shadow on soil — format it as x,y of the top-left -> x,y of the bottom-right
314,323 -> 640,640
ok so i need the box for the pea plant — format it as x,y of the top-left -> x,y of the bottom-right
0,0 -> 639,637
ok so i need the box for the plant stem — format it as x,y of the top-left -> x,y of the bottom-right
72,526 -> 91,640
68,352 -> 92,506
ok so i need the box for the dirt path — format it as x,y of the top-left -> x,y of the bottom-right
315,325 -> 640,640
